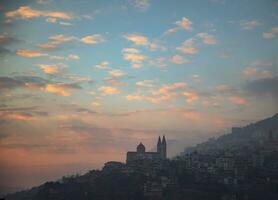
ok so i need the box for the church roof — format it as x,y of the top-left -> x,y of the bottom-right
137,142 -> 145,149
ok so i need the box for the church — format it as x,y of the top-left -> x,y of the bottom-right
126,136 -> 167,165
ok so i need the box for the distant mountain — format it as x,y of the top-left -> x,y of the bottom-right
183,113 -> 278,154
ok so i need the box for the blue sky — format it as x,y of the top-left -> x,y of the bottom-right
0,0 -> 277,189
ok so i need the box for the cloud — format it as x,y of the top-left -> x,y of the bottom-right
130,0 -> 151,11
124,34 -> 149,46
122,48 -> 147,68
39,34 -> 105,49
94,61 -> 110,70
126,94 -> 145,101
122,48 -> 141,54
127,82 -> 189,104
0,112 -> 34,121
0,106 -> 48,121
170,55 -> 188,64
182,91 -> 199,104
123,53 -> 146,62
46,18 -> 73,26
149,57 -> 168,68
123,35 -> 165,52
16,49 -> 47,58
49,34 -> 78,44
0,33 -> 19,45
80,34 -> 105,44
49,54 -> 80,60
5,6 -> 72,20
0,76 -> 82,96
214,85 -> 249,106
109,69 -> 127,78
244,77 -> 278,101
68,54 -> 80,60
239,20 -> 261,30
0,76 -> 48,91
44,83 -> 81,96
136,80 -> 154,87
263,27 -> 278,39
197,32 -> 217,45
149,42 -> 167,51
98,86 -> 121,95
176,38 -> 198,54
59,21 -> 73,26
37,43 -> 58,49
165,17 -> 193,34
176,17 -> 193,31
36,63 -> 67,75
46,17 -> 57,23
242,67 -> 273,80
64,74 -> 93,83
37,64 -> 60,75
228,96 -> 248,105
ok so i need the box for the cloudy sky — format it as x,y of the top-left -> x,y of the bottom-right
0,0 -> 277,189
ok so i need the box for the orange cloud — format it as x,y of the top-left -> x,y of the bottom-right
80,34 -> 105,45
122,48 -> 147,69
5,6 -> 72,20
39,34 -> 104,49
44,83 -> 80,96
176,38 -> 198,54
122,48 -> 141,54
176,17 -> 193,31
136,80 -> 154,87
123,53 -> 146,62
37,64 -> 60,74
165,17 -> 193,34
37,43 -> 57,49
127,82 -> 188,104
229,96 -> 248,105
170,55 -> 188,64
16,49 -> 47,58
124,34 -> 149,46
109,69 -> 126,78
94,61 -> 110,70
183,91 -> 199,104
49,34 -> 78,44
0,112 -> 35,121
98,86 -> 121,95
126,94 -> 144,101
197,32 -> 217,45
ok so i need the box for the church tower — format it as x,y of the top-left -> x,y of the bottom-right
157,136 -> 162,154
161,135 -> 167,159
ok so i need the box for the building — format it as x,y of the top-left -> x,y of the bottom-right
126,136 -> 167,165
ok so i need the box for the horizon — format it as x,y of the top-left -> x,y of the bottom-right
0,0 -> 277,191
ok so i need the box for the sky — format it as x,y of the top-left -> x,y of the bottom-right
0,0 -> 277,190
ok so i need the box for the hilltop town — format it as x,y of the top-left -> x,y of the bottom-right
4,114 -> 278,200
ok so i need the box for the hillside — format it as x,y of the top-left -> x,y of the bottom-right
4,113 -> 278,200
184,113 -> 278,154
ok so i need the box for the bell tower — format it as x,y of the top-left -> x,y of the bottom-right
157,136 -> 161,154
161,135 -> 167,159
